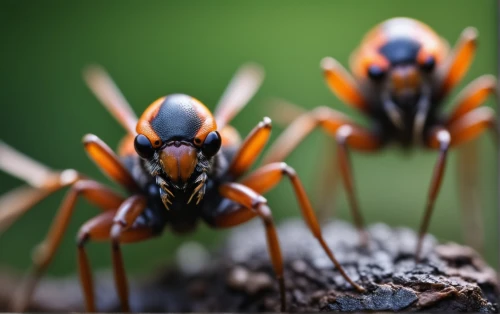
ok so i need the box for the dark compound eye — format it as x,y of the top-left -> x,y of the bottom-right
420,56 -> 435,72
367,65 -> 386,80
134,134 -> 155,159
202,131 -> 221,157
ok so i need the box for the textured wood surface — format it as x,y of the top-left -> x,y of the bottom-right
0,220 -> 497,312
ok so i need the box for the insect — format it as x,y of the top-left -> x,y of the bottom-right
0,63 -> 364,312
263,17 -> 497,261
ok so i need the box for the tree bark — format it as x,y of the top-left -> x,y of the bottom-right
0,220 -> 497,312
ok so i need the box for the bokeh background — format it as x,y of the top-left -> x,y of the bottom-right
0,0 -> 497,278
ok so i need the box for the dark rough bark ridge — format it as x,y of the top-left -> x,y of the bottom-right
0,220 -> 497,312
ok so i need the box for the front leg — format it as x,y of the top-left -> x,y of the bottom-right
439,27 -> 478,97
417,128 -> 451,262
263,107 -> 382,244
76,195 -> 151,312
241,162 -> 365,292
321,57 -> 369,113
334,124 -> 382,244
446,75 -> 497,125
227,117 -> 272,178
417,110 -> 496,262
214,183 -> 286,312
83,134 -> 140,193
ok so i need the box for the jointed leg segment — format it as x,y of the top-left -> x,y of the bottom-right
216,182 -> 286,311
0,136 -> 145,311
440,27 -> 478,97
109,195 -> 148,312
448,108 -> 497,146
228,117 -> 272,178
263,106 -> 381,245
12,180 -> 124,312
77,210 -> 115,312
0,142 -> 81,234
335,125 -> 381,245
83,134 -> 140,193
417,128 -> 451,261
215,160 -> 367,311
263,106 -> 352,164
446,75 -> 497,125
241,162 -> 365,292
320,57 -> 369,113
77,195 -> 151,312
418,105 -> 497,261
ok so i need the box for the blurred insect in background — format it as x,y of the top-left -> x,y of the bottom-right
0,63 -> 365,312
263,17 -> 497,261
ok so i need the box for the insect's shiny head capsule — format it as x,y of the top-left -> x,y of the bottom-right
135,94 -> 221,184
351,17 -> 449,107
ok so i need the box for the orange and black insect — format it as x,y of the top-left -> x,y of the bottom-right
263,17 -> 497,260
0,64 -> 364,312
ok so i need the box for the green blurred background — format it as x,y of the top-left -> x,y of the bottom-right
0,0 -> 497,277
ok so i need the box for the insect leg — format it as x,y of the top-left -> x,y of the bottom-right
215,182 -> 286,311
439,27 -> 478,97
0,141 -> 81,233
321,57 -> 369,112
11,180 -> 124,312
76,201 -> 153,313
108,195 -> 148,312
0,186 -> 54,232
419,111 -> 497,262
335,125 -> 382,246
263,106 -> 352,164
241,162 -> 365,292
263,107 -> 380,244
83,134 -> 140,193
451,108 -> 497,251
446,75 -> 497,125
448,107 -> 497,147
266,100 -> 339,220
227,117 -> 272,178
417,128 -> 452,262
77,210 -> 115,312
